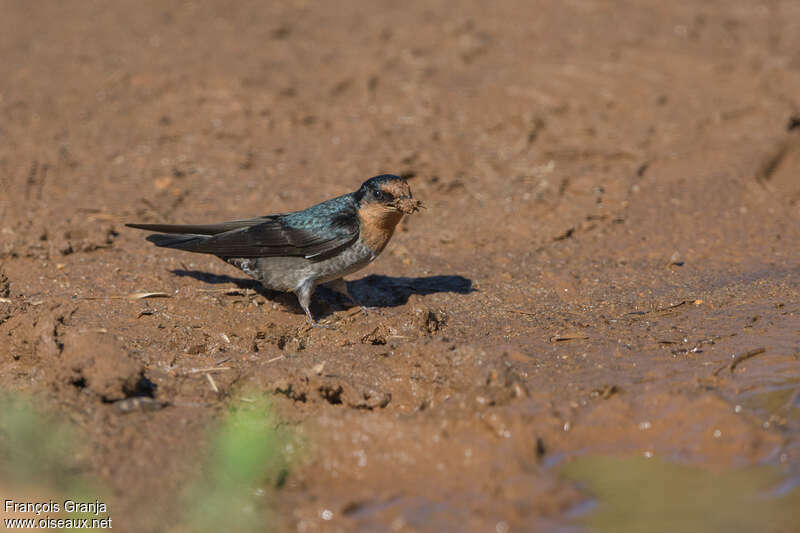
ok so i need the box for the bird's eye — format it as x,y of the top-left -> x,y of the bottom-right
374,190 -> 384,200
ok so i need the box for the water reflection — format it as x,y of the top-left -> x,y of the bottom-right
562,456 -> 799,533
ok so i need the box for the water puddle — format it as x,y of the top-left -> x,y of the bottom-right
736,371 -> 800,425
561,456 -> 800,533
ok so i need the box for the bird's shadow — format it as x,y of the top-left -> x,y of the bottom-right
170,269 -> 475,318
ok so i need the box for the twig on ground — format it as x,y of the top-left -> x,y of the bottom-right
185,367 -> 231,374
205,373 -> 219,394
712,347 -> 766,376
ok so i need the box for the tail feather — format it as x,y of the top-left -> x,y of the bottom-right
145,233 -> 208,251
126,218 -> 267,236
128,220 -> 263,255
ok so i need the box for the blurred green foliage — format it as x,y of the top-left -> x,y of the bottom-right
0,392 -> 292,532
0,394 -> 106,529
0,394 -> 77,487
183,394 -> 290,533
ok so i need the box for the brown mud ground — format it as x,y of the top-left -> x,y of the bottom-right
1,1 -> 800,531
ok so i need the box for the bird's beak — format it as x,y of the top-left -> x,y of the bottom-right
393,197 -> 423,214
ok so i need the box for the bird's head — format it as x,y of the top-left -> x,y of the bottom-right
355,174 -> 422,214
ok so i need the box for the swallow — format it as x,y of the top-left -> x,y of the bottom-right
127,174 -> 422,325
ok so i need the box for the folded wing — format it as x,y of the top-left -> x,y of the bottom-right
126,198 -> 359,261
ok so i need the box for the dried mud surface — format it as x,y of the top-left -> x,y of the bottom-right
1,1 -> 800,531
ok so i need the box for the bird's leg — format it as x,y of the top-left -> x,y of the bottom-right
327,278 -> 374,315
294,279 -> 334,329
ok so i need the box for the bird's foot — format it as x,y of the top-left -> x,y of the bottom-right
302,317 -> 336,331
345,305 -> 379,317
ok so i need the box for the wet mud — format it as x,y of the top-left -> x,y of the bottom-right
1,1 -> 799,531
